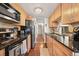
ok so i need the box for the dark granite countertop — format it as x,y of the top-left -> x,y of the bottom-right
0,35 -> 28,50
48,32 -> 73,36
45,33 -> 74,52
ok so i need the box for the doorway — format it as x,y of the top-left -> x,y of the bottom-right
36,23 -> 44,43
38,24 -> 44,35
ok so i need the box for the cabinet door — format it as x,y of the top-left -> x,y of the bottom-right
62,3 -> 72,24
21,40 -> 27,54
72,4 -> 79,23
27,35 -> 31,53
62,3 -> 79,24
49,4 -> 61,27
48,19 -> 53,27
54,4 -> 61,21
0,49 -> 5,56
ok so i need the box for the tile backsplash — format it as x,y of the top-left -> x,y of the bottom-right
0,22 -> 15,28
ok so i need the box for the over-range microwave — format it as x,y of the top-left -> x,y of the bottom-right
0,3 -> 20,22
60,25 -> 70,33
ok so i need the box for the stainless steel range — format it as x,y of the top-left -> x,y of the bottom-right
6,42 -> 22,56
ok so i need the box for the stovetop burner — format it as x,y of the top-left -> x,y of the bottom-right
1,39 -> 13,45
0,37 -> 14,45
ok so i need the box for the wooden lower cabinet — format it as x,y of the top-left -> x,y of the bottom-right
21,34 -> 32,55
27,34 -> 31,53
46,36 -> 73,56
0,49 -> 5,56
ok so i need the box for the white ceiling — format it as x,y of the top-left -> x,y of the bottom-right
20,3 -> 59,18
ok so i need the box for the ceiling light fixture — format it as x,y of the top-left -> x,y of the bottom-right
34,7 -> 43,14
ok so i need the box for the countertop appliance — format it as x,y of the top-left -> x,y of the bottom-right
0,33 -> 13,41
18,26 -> 31,39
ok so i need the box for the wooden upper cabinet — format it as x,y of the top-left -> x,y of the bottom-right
72,4 -> 79,23
48,19 -> 52,27
62,3 -> 79,24
52,22 -> 58,28
48,20 -> 58,27
61,3 -> 72,24
49,4 -> 61,22
54,4 -> 61,21
49,4 -> 61,27
49,3 -> 79,25
10,3 -> 28,26
26,16 -> 33,20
